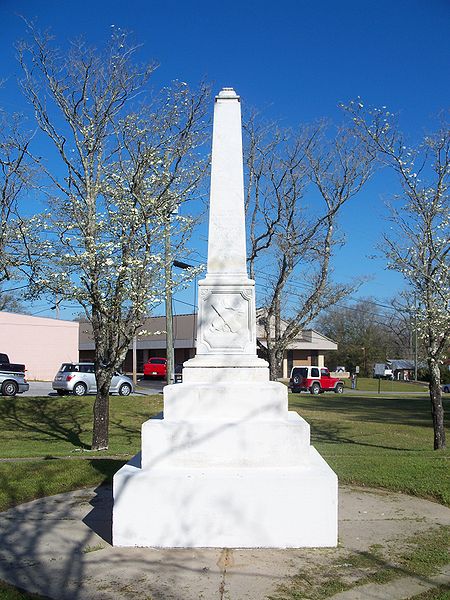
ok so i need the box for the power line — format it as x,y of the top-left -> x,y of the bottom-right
173,297 -> 197,309
1,284 -> 30,293
184,253 -> 401,315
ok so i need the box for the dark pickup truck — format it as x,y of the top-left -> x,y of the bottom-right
0,353 -> 28,396
0,353 -> 25,374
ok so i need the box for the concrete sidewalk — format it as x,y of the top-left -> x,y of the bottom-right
0,485 -> 449,600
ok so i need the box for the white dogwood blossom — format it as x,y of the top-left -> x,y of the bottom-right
16,27 -> 209,449
344,100 -> 449,449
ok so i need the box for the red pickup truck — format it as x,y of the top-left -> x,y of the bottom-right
289,366 -> 344,395
143,357 -> 167,379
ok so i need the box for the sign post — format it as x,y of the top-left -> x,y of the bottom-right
374,364 -> 386,394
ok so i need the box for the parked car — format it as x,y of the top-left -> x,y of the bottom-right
52,363 -> 134,396
143,357 -> 167,380
0,352 -> 28,396
289,366 -> 344,395
442,384 -> 450,393
0,371 -> 29,396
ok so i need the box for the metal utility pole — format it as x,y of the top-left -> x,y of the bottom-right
164,199 -> 194,386
51,295 -> 60,319
132,335 -> 137,387
414,294 -> 418,381
165,213 -> 175,386
361,346 -> 367,377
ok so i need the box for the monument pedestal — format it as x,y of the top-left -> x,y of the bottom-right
113,377 -> 337,548
113,87 -> 338,548
113,447 -> 337,548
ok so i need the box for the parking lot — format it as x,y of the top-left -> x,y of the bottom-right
19,378 -> 165,397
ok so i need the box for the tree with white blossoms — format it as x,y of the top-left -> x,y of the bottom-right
16,25 -> 209,450
244,114 -> 374,380
345,101 -> 449,450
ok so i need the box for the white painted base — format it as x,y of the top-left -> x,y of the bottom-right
141,411 -> 311,468
113,447 -> 338,548
163,381 -> 287,421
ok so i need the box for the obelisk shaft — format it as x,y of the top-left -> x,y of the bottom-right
182,87 -> 268,371
206,88 -> 248,281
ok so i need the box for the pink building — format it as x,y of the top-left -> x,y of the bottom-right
0,312 -> 79,381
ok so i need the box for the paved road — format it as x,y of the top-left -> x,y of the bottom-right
17,380 -> 434,398
19,379 -> 165,397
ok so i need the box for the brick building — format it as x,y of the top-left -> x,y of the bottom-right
79,314 -> 337,378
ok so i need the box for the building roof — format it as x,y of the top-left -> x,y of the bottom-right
388,359 -> 425,371
79,314 -> 337,352
255,310 -> 337,351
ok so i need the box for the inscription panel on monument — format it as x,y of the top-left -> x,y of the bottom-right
200,288 -> 253,353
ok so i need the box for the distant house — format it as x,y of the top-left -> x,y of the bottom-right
79,313 -> 337,378
387,359 -> 417,381
0,311 -> 79,380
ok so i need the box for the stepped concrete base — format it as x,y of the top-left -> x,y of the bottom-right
113,448 -> 338,548
164,381 -> 287,422
141,411 -> 311,468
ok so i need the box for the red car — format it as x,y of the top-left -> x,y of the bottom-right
289,366 -> 344,395
143,357 -> 167,379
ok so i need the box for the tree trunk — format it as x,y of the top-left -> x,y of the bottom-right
428,358 -> 446,450
91,369 -> 113,451
268,344 -> 284,381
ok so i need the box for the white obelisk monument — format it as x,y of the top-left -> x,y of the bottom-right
113,88 -> 338,548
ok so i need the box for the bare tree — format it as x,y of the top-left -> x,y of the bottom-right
0,286 -> 28,313
17,26 -> 209,450
244,115 -> 374,380
316,296 -> 414,373
346,101 -> 449,449
0,109 -> 34,289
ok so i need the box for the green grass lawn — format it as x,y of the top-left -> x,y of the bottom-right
0,580 -> 50,600
0,391 -> 448,512
0,394 -> 163,458
342,376 -> 429,392
289,392 -> 450,506
0,393 -> 163,511
0,391 -> 449,600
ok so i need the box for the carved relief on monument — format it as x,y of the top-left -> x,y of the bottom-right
199,288 -> 254,353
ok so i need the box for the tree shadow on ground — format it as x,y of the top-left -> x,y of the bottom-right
289,394 -> 450,429
0,397 -> 91,450
2,463 -> 448,600
109,410 -> 162,447
271,543 -> 450,600
0,457 -> 227,600
309,420 -> 417,451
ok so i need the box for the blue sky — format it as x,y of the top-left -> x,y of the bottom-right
0,0 -> 449,318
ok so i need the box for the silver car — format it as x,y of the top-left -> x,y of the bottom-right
52,362 -> 134,397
